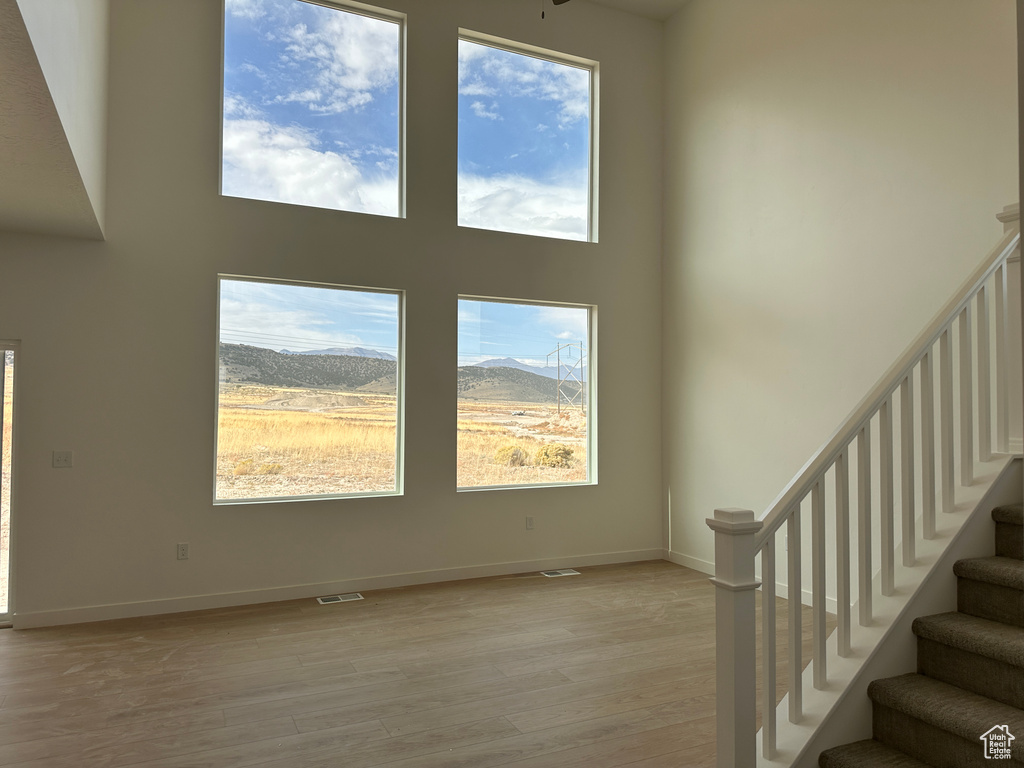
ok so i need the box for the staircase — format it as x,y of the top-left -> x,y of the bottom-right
819,504 -> 1024,767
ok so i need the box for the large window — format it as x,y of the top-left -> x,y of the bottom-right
215,277 -> 403,502
458,297 -> 594,489
458,33 -> 597,242
222,0 -> 404,217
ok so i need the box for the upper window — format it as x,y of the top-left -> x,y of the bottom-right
457,297 -> 594,490
222,0 -> 404,217
215,276 -> 403,503
458,33 -> 597,242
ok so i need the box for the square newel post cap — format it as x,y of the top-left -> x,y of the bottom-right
997,203 -> 1019,233
707,508 -> 762,589
706,508 -> 763,535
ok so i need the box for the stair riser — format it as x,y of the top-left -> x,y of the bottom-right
996,521 -> 1024,559
873,704 -> 1023,766
917,637 -> 1024,709
957,578 -> 1024,627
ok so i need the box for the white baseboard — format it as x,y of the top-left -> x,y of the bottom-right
14,548 -> 666,629
665,549 -> 714,575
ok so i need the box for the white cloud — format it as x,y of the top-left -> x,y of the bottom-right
458,41 -> 590,128
226,0 -> 266,21
457,173 -> 588,241
536,306 -> 589,344
219,298 -> 363,350
222,118 -> 398,216
459,81 -> 496,98
224,92 -> 264,119
281,11 -> 399,114
471,101 -> 501,120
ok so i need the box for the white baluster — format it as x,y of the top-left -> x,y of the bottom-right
761,539 -> 777,760
920,350 -> 936,539
900,374 -> 915,566
707,508 -> 763,768
812,480 -> 826,689
940,328 -> 954,512
788,508 -> 802,723
835,449 -> 851,656
960,306 -> 974,486
995,263 -> 1009,453
978,284 -> 991,462
857,424 -> 872,625
880,397 -> 895,596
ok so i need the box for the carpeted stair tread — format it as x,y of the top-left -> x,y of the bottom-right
953,556 -> 1024,589
869,673 -> 1024,750
913,611 -> 1024,667
994,503 -> 1024,526
819,739 -> 933,767
819,502 -> 1024,765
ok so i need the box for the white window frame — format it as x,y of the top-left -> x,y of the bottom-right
457,30 -> 600,243
220,0 -> 407,218
456,295 -> 597,492
0,340 -> 17,623
214,275 -> 405,505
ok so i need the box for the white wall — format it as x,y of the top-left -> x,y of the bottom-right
16,0 -> 108,232
0,0 -> 665,627
664,0 -> 1019,572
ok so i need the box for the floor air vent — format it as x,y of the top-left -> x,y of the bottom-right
317,593 -> 364,604
541,569 -> 580,577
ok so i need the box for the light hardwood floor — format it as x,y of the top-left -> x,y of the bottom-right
0,561 -> 823,767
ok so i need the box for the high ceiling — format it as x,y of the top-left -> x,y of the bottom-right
0,0 -> 102,239
586,0 -> 689,21
0,0 -> 689,241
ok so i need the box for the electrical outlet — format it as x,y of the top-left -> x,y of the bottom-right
52,450 -> 73,468
177,542 -> 189,560
526,516 -> 535,530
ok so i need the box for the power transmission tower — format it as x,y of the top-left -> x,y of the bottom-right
547,342 -> 586,414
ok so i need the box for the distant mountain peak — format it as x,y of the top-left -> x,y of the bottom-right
474,357 -> 584,381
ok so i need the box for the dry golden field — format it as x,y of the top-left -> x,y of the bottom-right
216,384 -> 589,498
216,384 -> 398,500
457,399 -> 588,488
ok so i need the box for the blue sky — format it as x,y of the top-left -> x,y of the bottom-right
222,0 -> 401,216
219,282 -> 587,372
222,0 -> 593,239
219,279 -> 400,356
458,299 -> 589,369
458,39 -> 592,241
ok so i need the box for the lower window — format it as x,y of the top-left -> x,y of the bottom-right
215,276 -> 403,502
457,297 -> 594,489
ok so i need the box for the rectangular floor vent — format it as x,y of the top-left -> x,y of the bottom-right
541,569 -> 580,577
317,593 -> 364,604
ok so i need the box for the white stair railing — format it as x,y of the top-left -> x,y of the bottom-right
708,205 -> 1021,768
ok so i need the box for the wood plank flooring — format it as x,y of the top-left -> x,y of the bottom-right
0,560 -> 825,767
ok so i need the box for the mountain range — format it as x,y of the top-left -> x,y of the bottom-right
279,346 -> 398,361
220,344 -> 397,393
456,365 -> 584,404
474,357 -> 586,381
275,347 -> 584,382
219,344 -> 585,403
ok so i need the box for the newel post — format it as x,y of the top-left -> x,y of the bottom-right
707,508 -> 763,768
